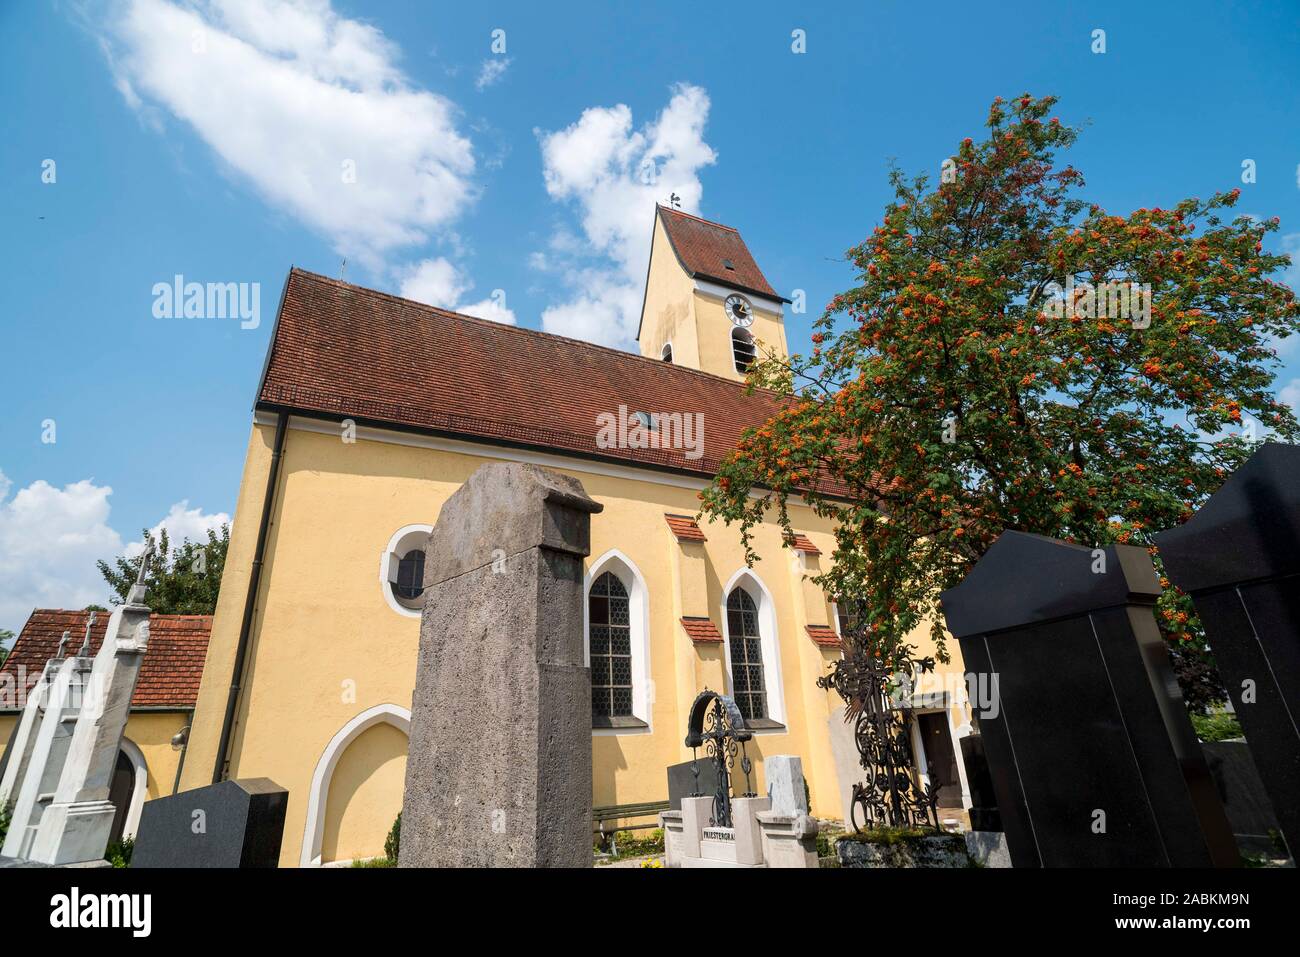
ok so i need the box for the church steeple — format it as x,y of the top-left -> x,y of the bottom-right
637,206 -> 789,382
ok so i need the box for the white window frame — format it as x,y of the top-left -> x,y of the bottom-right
379,524 -> 433,618
584,549 -> 653,735
719,568 -> 787,729
660,340 -> 674,363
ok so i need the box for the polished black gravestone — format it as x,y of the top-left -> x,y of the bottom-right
666,758 -> 720,811
131,778 -> 288,868
1155,442 -> 1300,860
1202,741 -> 1283,857
959,734 -> 1001,832
941,531 -> 1236,867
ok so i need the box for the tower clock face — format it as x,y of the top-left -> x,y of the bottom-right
724,293 -> 754,327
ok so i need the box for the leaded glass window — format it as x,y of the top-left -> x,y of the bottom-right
589,572 -> 633,718
726,587 -> 767,721
393,549 -> 425,602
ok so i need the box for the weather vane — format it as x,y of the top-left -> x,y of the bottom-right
668,192 -> 681,209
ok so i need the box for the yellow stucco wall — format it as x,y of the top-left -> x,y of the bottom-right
180,417 -> 969,866
638,215 -> 701,367
320,720 -> 406,863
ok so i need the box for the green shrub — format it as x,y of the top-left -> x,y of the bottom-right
351,855 -> 395,868
106,837 -> 134,868
1191,710 -> 1243,742
384,812 -> 401,864
0,802 -> 10,847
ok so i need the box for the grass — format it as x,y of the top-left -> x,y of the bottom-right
350,856 -> 396,868
594,827 -> 664,862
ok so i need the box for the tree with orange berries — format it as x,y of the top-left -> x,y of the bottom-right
699,94 -> 1300,712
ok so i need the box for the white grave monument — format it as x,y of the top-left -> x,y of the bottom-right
1,547 -> 154,865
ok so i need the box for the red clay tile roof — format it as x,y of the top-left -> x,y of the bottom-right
805,624 -> 841,647
785,533 -> 821,555
680,616 -> 723,644
0,610 -> 212,711
656,206 -> 783,302
664,513 -> 707,542
258,269 -> 852,498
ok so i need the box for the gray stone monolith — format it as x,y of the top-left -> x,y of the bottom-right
399,462 -> 601,867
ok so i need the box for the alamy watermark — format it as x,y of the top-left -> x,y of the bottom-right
596,404 -> 704,461
1041,275 -> 1151,328
152,275 -> 260,329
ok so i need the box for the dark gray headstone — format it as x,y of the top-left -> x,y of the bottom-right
400,463 -> 601,868
941,531 -> 1236,868
1202,740 -> 1282,856
667,759 -> 720,811
1155,442 -> 1300,860
958,734 -> 1001,832
130,778 -> 287,868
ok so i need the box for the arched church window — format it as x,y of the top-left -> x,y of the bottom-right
661,342 -> 673,363
732,327 -> 756,374
381,524 -> 433,616
726,586 -> 767,720
589,572 -> 633,719
393,549 -> 425,603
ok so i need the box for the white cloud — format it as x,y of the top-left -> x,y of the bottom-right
535,83 -> 716,347
0,472 -> 123,635
396,257 -> 471,309
475,56 -> 510,91
1280,232 -> 1300,294
397,257 -> 516,324
124,500 -> 231,559
1280,377 -> 1300,411
0,472 -> 231,635
98,0 -> 476,270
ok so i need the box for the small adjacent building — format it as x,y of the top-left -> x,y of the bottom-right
0,609 -> 211,845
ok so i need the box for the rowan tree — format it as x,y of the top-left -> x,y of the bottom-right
699,94 -> 1300,711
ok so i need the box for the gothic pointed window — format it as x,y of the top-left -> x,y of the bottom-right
589,572 -> 633,719
732,327 -> 756,374
726,587 -> 767,720
661,342 -> 673,363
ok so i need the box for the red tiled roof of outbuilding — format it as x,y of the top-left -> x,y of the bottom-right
0,609 -> 212,711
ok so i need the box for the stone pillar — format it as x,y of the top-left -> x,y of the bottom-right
2,657 -> 92,859
28,595 -> 152,865
1154,442 -> 1300,860
940,531 -> 1237,868
399,463 -> 602,868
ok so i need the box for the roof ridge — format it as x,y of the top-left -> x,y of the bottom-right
656,204 -> 740,232
287,267 -> 780,396
25,608 -> 211,619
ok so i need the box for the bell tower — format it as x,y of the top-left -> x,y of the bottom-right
637,205 -> 789,382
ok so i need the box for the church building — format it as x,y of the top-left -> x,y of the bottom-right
49,206 -> 976,865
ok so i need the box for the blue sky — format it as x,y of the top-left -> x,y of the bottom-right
1,0 -> 1297,636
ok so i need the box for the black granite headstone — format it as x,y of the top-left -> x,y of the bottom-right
959,734 -> 1001,832
666,758 -> 720,811
941,531 -> 1236,867
1155,442 -> 1300,860
1202,741 -> 1283,856
131,777 -> 288,868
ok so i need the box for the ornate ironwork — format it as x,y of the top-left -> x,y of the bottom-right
818,635 -> 940,831
684,689 -> 755,828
